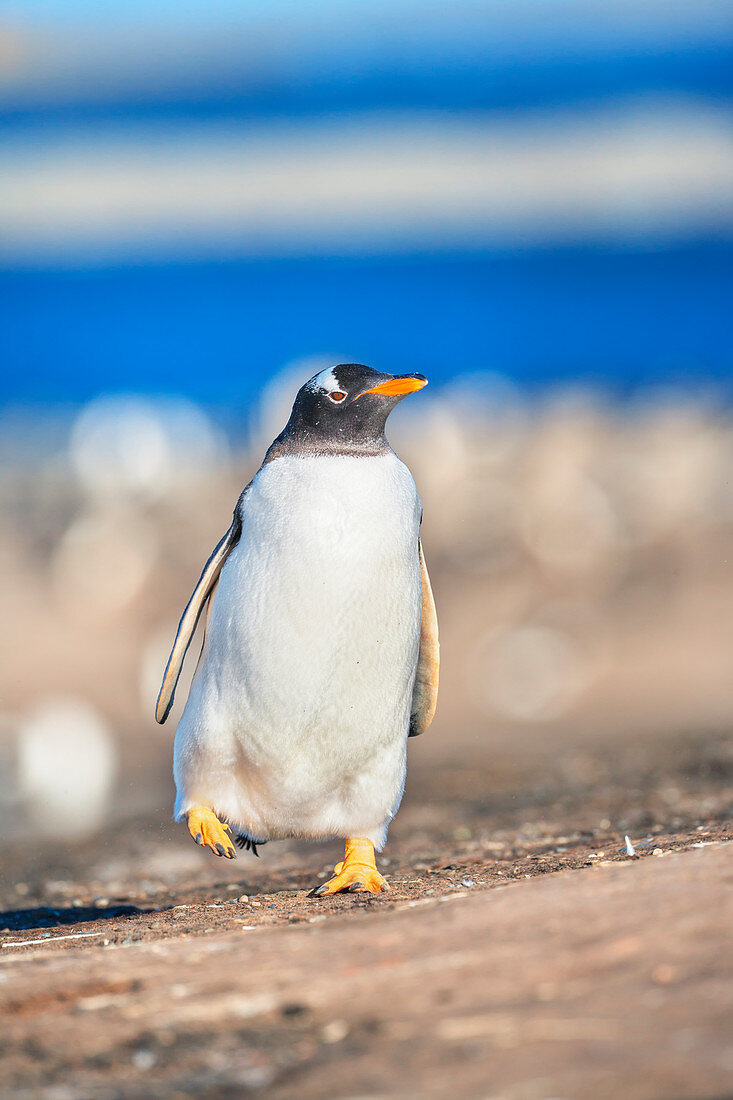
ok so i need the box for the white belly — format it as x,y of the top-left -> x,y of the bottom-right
173,452 -> 422,848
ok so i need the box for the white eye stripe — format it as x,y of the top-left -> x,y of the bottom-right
310,366 -> 341,392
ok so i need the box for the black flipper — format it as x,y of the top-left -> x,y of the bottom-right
155,490 -> 248,724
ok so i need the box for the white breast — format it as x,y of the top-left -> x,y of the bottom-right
173,451 -> 423,848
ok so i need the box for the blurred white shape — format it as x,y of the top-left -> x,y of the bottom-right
396,371 -> 526,461
17,697 -> 117,837
71,395 -> 167,496
396,371 -> 529,566
69,394 -> 227,501
52,507 -> 157,619
400,402 -> 470,492
517,399 -> 622,577
616,401 -> 724,540
481,625 -> 591,721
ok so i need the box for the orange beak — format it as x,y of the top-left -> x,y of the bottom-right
357,375 -> 428,399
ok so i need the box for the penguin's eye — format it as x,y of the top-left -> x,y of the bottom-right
329,391 -> 347,403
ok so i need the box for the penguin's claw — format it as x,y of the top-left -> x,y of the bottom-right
310,864 -> 388,897
309,838 -> 389,897
186,807 -> 236,859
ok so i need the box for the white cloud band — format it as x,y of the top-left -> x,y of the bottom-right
3,102 -> 731,264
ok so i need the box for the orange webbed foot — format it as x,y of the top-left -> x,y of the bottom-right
309,838 -> 389,897
186,806 -> 236,859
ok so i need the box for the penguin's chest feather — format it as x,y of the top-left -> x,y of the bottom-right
174,453 -> 422,842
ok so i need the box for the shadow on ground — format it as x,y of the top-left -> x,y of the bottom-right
0,905 -> 146,934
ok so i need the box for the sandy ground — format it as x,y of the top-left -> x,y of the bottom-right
1,728 -> 730,1100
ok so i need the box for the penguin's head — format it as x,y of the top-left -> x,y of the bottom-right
280,364 -> 428,454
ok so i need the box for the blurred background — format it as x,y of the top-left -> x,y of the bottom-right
1,0 -> 731,858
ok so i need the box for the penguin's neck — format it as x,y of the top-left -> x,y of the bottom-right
263,416 -> 391,463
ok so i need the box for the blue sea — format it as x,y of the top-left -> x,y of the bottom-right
3,242 -> 731,409
2,7 -> 731,409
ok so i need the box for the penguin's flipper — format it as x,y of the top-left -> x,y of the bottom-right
155,512 -> 242,724
409,539 -> 439,736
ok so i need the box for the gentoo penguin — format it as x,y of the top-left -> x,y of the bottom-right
156,364 -> 439,896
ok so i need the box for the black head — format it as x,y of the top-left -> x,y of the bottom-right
267,364 -> 428,458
